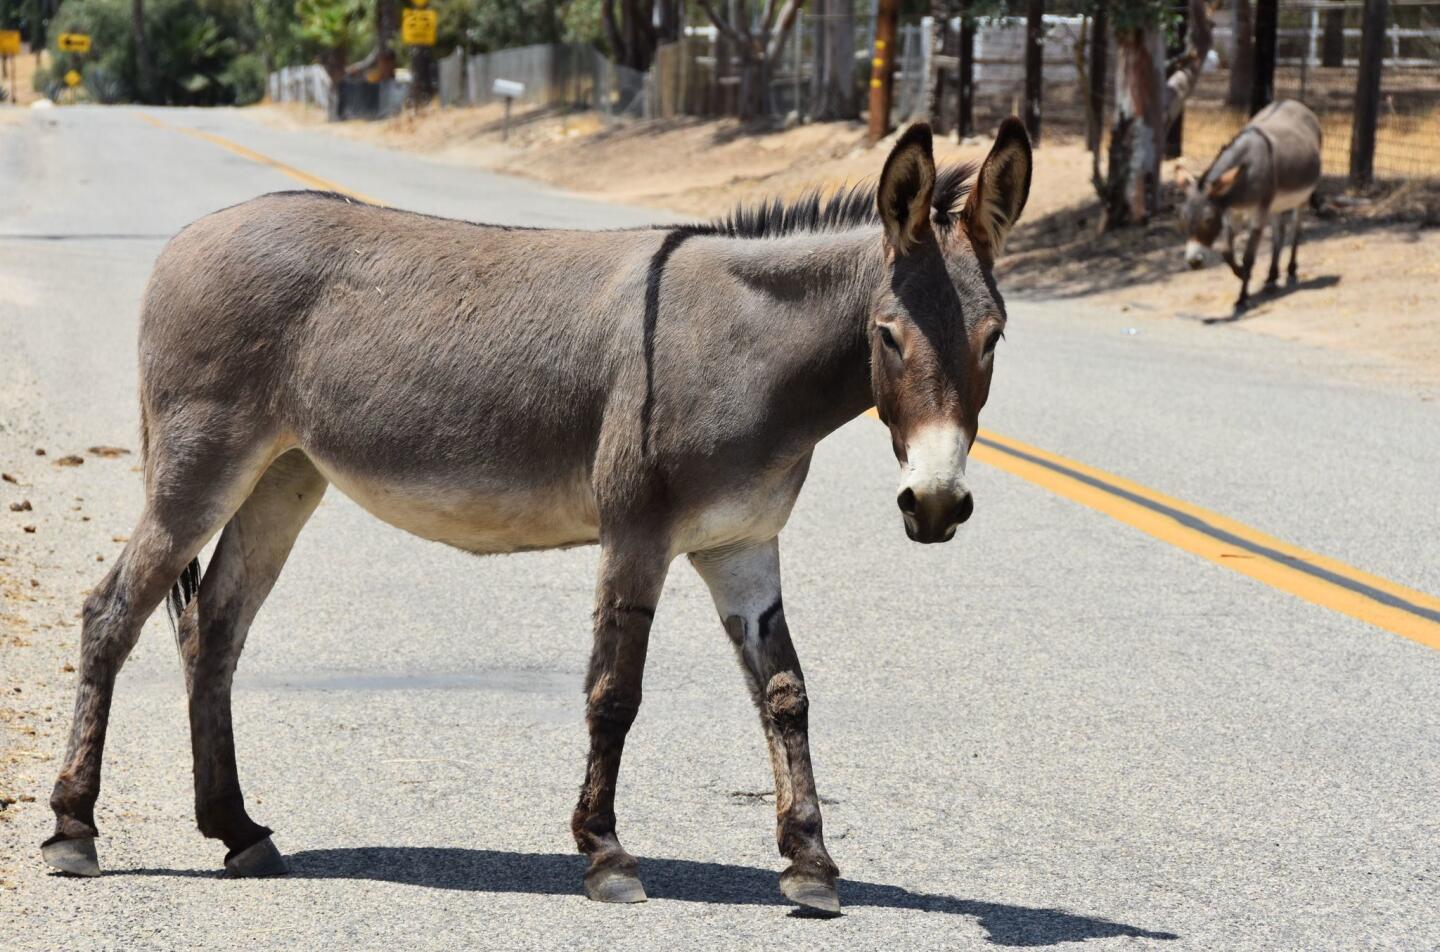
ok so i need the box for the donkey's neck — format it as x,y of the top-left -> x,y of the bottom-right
705,227 -> 884,452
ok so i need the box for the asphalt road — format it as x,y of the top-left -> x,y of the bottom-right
2,106 -> 1437,951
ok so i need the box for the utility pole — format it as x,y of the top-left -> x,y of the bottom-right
867,0 -> 900,144
1250,0 -> 1277,115
132,0 -> 153,103
1023,0 -> 1043,142
1350,0 -> 1387,184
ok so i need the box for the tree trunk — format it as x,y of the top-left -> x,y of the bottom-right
1103,25 -> 1165,230
957,4 -> 974,136
1087,0 -> 1107,154
1225,0 -> 1252,107
1023,0 -> 1043,142
409,45 -> 433,106
131,0 -> 154,103
812,0 -> 857,120
924,1 -> 947,130
1250,0 -> 1277,115
1321,8 -> 1345,67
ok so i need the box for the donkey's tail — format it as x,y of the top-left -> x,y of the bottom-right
166,559 -> 203,629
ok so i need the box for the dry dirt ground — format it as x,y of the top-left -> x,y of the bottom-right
253,102 -> 1440,386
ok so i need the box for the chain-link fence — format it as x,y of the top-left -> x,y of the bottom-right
1185,0 -> 1440,178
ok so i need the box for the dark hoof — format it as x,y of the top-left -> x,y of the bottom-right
780,868 -> 841,917
42,836 -> 100,877
584,866 -> 647,903
1287,273 -> 1298,287
224,836 -> 289,878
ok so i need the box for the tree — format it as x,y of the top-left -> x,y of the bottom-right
1097,0 -> 1213,228
131,0 -> 154,101
697,0 -> 806,119
811,0 -> 856,120
296,0 -> 372,83
602,0 -> 680,72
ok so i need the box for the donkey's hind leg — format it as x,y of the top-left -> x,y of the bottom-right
43,448 -> 265,876
1265,213 -> 1286,289
174,450 -> 327,877
690,538 -> 840,916
1286,208 -> 1302,284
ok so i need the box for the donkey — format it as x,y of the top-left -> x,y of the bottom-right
41,120 -> 1032,914
1176,99 -> 1322,311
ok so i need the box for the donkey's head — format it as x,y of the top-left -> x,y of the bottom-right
1176,163 -> 1239,269
871,120 -> 1032,544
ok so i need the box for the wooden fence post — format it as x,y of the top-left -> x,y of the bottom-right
1350,0 -> 1388,185
1087,0 -> 1108,154
1024,0 -> 1043,142
958,3 -> 975,137
1250,0 -> 1277,115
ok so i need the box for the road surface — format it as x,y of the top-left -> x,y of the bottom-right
1,106 -> 1437,951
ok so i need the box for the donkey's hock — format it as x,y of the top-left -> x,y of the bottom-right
42,119 -> 1032,915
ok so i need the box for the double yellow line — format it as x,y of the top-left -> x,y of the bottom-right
138,113 -> 385,206
142,112 -> 1440,652
970,431 -> 1440,650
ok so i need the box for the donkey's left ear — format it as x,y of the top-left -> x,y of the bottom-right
878,123 -> 937,255
962,117 -> 1033,261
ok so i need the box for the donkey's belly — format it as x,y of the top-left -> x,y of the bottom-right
312,458 -> 600,555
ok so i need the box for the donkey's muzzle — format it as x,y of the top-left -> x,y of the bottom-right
898,487 -> 974,544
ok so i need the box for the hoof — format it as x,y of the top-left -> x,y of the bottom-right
584,867 -> 647,904
780,869 -> 841,917
42,836 -> 101,878
224,836 -> 289,878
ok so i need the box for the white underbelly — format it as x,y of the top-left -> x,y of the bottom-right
1271,185 -> 1314,212
313,458 -> 601,554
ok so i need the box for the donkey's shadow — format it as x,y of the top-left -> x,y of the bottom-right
1200,274 -> 1342,324
124,846 -> 1178,946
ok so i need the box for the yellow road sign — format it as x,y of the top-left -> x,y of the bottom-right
402,8 -> 437,46
64,69 -> 81,87
0,30 -> 22,56
58,32 -> 91,54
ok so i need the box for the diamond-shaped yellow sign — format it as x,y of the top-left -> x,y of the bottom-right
64,69 -> 82,87
402,9 -> 437,46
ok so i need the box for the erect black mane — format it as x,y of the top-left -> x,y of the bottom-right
704,162 -> 980,239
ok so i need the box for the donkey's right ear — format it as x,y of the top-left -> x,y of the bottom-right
1207,166 -> 1242,198
877,123 -> 937,255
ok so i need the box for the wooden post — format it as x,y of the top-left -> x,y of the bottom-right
1087,0 -> 1108,154
1023,0 -> 1043,142
867,0 -> 901,144
1350,0 -> 1387,185
1250,0 -> 1277,115
958,4 -> 975,137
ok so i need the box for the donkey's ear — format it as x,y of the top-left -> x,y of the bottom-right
962,117 -> 1032,260
1207,166 -> 1242,199
877,123 -> 936,254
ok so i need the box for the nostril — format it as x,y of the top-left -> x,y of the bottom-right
897,487 -> 917,516
952,492 -> 974,525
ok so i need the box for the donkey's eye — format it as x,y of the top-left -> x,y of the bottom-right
878,324 -> 901,353
983,329 -> 1004,356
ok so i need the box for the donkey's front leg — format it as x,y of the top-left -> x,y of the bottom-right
690,538 -> 840,915
572,539 -> 669,904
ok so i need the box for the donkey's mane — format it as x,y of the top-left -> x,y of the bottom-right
704,162 -> 980,239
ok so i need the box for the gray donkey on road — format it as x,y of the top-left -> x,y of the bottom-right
42,120 -> 1032,915
1177,99 -> 1322,311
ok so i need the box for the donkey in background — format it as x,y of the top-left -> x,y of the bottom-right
42,119 -> 1032,915
1177,99 -> 1323,312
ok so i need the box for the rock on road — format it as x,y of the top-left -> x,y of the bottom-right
1,106 -> 1438,951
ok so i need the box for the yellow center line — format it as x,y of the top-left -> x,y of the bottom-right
138,113 -> 387,206
136,111 -> 1440,650
866,409 -> 1440,650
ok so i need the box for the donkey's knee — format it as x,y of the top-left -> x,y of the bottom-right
764,671 -> 808,732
